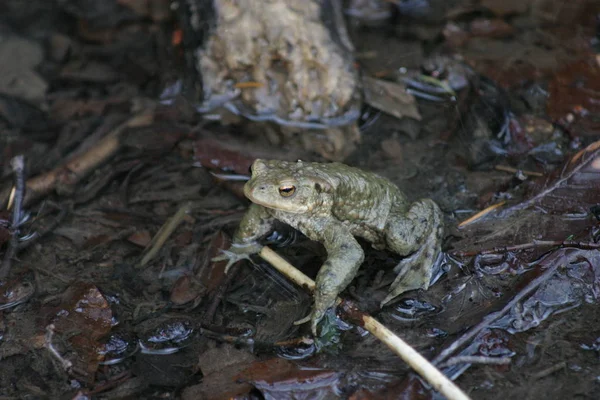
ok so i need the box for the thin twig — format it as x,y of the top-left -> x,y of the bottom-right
452,239 -> 600,258
494,165 -> 544,177
438,355 -> 512,368
139,201 -> 195,267
458,201 -> 506,228
530,361 -> 567,379
1,156 -> 26,278
44,324 -> 72,371
258,246 -> 470,400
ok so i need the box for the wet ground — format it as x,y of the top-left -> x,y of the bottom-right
0,0 -> 599,398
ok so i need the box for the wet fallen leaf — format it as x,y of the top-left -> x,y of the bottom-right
127,230 -> 152,247
237,358 -> 339,399
201,231 -> 229,293
50,282 -> 113,380
362,76 -> 421,121
52,282 -> 113,340
170,275 -> 205,305
192,131 -> 311,175
193,138 -> 255,175
182,345 -> 256,400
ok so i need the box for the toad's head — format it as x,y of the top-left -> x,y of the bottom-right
244,159 -> 332,214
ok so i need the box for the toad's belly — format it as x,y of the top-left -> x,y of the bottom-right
271,208 -> 388,249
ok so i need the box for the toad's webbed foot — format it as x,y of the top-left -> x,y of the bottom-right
211,241 -> 263,273
213,203 -> 274,273
382,199 -> 444,305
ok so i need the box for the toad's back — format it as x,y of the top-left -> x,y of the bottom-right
310,162 -> 409,231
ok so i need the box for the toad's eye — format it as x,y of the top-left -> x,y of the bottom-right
278,185 -> 296,197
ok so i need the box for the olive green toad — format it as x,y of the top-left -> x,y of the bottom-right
215,159 -> 444,334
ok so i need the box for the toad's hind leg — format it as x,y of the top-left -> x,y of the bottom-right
311,225 -> 364,335
382,199 -> 444,305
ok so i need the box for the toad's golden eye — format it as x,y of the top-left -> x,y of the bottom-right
278,185 -> 296,197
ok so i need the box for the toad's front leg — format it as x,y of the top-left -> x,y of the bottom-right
213,203 -> 274,272
310,222 -> 364,335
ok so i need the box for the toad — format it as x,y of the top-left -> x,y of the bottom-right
215,159 -> 444,334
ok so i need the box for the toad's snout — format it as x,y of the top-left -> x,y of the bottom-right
243,181 -> 265,200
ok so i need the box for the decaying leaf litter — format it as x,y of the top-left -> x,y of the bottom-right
0,0 -> 599,398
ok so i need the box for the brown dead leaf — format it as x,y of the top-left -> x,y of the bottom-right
50,282 -> 113,381
236,358 -> 340,399
362,76 -> 421,121
182,345 -> 256,400
192,130 -> 312,175
193,138 -> 255,175
127,230 -> 152,247
200,231 -> 229,293
52,282 -> 113,341
170,275 -> 205,305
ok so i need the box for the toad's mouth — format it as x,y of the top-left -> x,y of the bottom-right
248,196 -> 308,214
243,184 -> 308,214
